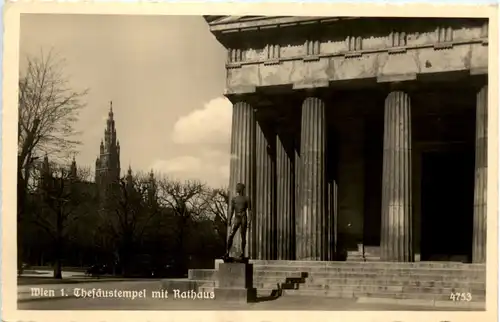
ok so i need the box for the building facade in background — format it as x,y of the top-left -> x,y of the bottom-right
95,101 -> 122,206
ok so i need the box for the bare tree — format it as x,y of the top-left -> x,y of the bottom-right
156,177 -> 207,269
18,49 -> 88,222
203,187 -> 229,241
97,172 -> 159,276
28,159 -> 93,278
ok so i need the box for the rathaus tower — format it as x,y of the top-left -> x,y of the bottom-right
95,101 -> 121,203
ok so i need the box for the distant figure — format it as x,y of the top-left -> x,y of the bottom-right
225,183 -> 252,259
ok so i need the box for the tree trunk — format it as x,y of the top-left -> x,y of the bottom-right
54,209 -> 63,279
177,218 -> 187,275
17,171 -> 27,276
53,238 -> 63,279
120,236 -> 133,277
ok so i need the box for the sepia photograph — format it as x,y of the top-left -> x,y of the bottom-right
2,2 -> 498,322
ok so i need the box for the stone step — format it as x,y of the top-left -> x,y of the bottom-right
302,277 -> 485,287
280,284 -> 485,294
188,271 -> 483,288
199,281 -> 485,295
188,270 -> 485,283
202,260 -> 485,304
304,271 -> 485,279
346,258 -> 382,262
253,270 -> 484,278
346,252 -> 380,258
251,267 -> 485,277
189,268 -> 485,281
181,275 -> 484,291
263,278 -> 482,289
250,260 -> 485,269
254,282 -> 484,294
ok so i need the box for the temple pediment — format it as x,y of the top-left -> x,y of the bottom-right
204,16 -> 265,25
204,15 -> 352,33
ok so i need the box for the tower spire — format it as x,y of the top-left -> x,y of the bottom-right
96,100 -> 121,203
70,155 -> 77,179
108,101 -> 114,120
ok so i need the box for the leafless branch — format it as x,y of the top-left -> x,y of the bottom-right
18,48 -> 88,174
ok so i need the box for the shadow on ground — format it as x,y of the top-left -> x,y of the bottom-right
255,272 -> 309,303
255,283 -> 283,302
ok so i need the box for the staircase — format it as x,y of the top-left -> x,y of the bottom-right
346,245 -> 382,262
161,260 -> 486,306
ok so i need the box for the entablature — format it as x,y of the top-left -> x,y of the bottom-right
207,17 -> 489,95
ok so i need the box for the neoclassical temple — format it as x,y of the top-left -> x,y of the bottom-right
205,16 -> 489,263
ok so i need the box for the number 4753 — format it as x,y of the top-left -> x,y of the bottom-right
450,292 -> 472,302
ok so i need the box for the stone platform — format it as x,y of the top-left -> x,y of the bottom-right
161,260 -> 486,307
214,262 -> 257,303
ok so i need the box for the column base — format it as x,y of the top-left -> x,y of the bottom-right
215,263 -> 256,303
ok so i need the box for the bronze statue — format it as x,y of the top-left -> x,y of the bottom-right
224,182 -> 252,260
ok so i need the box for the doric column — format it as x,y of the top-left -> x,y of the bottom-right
297,97 -> 327,260
327,180 -> 338,260
254,117 -> 276,259
380,91 -> 413,262
276,133 -> 295,259
228,101 -> 255,258
294,147 -> 301,258
473,85 -> 488,263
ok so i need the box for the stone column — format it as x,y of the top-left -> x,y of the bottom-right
254,117 -> 276,260
380,91 -> 413,262
297,96 -> 327,260
228,101 -> 255,258
473,85 -> 488,263
294,147 -> 301,259
276,132 -> 295,259
327,180 -> 338,260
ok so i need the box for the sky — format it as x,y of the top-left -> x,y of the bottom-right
19,14 -> 232,188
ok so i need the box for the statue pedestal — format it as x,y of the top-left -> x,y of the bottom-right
214,262 -> 256,303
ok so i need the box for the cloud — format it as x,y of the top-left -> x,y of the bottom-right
151,156 -> 202,174
172,96 -> 232,145
150,149 -> 230,187
154,97 -> 233,186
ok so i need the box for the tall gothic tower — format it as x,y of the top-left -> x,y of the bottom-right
95,101 -> 121,203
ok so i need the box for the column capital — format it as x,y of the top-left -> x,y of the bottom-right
385,81 -> 414,93
385,89 -> 413,103
469,76 -> 488,91
225,92 -> 260,107
293,87 -> 332,103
